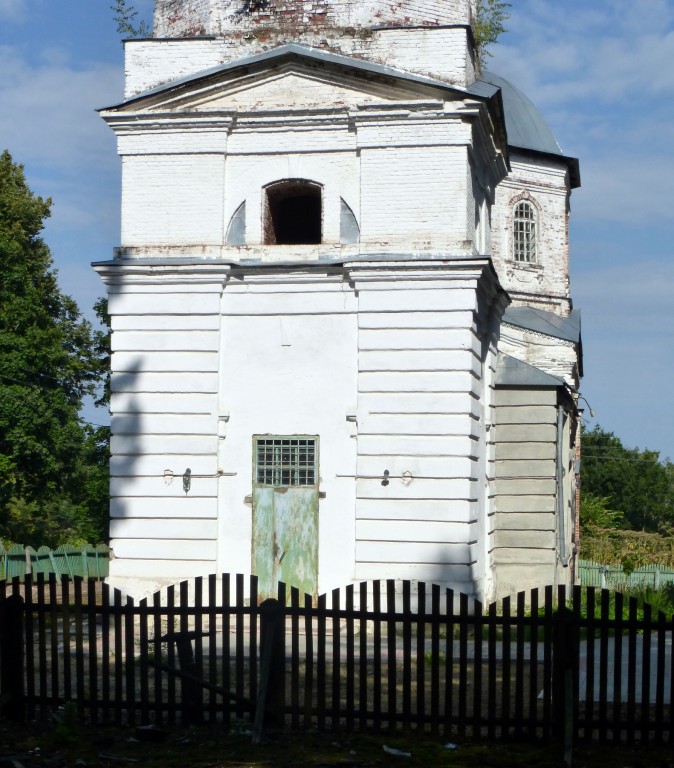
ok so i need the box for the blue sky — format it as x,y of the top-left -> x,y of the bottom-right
1,0 -> 672,459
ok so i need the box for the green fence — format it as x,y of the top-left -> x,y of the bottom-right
579,558 -> 674,590
0,543 -> 109,581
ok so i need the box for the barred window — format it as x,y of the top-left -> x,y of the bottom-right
255,437 -> 317,486
513,201 -> 537,263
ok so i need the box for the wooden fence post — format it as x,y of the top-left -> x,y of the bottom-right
553,605 -> 576,767
0,593 -> 25,722
253,598 -> 285,742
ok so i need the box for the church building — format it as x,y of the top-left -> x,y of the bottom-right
94,0 -> 582,602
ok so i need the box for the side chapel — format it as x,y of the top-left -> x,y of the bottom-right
94,0 -> 582,602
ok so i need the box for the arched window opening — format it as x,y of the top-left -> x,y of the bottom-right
226,201 -> 246,246
513,200 -> 537,263
340,198 -> 360,244
264,180 -> 322,245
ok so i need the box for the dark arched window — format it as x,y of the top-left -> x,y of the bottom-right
264,180 -> 322,245
513,200 -> 537,263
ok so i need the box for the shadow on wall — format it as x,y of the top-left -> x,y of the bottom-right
109,359 -> 142,538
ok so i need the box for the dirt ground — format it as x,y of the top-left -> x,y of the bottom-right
1,719 -> 673,768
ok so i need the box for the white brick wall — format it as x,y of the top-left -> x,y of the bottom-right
121,154 -> 226,246
490,153 -> 571,313
154,0 -> 473,37
126,1 -> 477,98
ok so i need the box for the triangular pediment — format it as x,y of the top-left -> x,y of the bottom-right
104,44 -> 471,115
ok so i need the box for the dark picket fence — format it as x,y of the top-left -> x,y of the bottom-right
0,574 -> 672,745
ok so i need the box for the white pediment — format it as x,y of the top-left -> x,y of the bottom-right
187,70 -> 415,112
110,50 -> 460,115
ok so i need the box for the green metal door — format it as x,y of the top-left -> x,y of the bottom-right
252,436 -> 319,602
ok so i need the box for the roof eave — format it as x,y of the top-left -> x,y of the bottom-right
99,42 -> 487,112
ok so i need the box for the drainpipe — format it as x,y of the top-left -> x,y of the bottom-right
557,406 -> 569,567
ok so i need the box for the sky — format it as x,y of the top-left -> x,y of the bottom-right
0,0 -> 672,460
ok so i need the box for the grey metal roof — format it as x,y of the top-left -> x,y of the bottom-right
495,353 -> 565,388
503,306 -> 581,344
103,43 -> 485,110
480,71 -> 562,156
476,71 -> 580,187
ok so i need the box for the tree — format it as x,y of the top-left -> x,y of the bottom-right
0,150 -> 108,547
111,0 -> 151,39
473,0 -> 511,65
579,491 -> 624,533
581,425 -> 673,534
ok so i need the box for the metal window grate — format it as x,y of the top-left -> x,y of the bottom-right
255,437 -> 317,486
513,201 -> 537,263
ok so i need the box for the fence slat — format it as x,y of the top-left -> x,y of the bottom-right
303,590 -> 314,729
429,584 -> 440,737
290,586 -> 301,729
23,575 -> 35,721
372,581 -> 382,733
358,582 -> 368,732
317,592 -> 327,731
345,584 -> 355,732
88,579 -> 100,725
514,591 -> 525,740
472,596 -> 483,739
401,580 -> 412,732
487,600 -> 497,740
62,577 -> 72,706
528,587 -> 539,737
542,585 -> 553,742
640,603 -> 652,743
124,593 -> 136,725
101,581 -> 111,724
443,587 -> 455,739
386,580 -> 397,734
331,587 -> 341,730
220,574 -> 231,725
457,591 -> 468,740
501,595 -> 512,739
74,578 -> 86,715
611,591 -> 623,743
415,583 -> 426,734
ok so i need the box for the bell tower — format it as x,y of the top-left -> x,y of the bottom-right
150,0 -> 479,87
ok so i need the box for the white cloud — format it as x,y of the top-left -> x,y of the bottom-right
491,0 -> 674,108
0,45 -> 122,173
0,0 -> 26,22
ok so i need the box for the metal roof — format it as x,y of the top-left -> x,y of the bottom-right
104,43 -> 487,110
477,71 -> 580,187
480,71 -> 561,156
502,306 -> 581,344
495,353 -> 565,388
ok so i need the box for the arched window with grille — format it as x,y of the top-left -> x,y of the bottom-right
513,200 -> 537,263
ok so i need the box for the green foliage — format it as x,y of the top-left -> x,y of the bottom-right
0,150 -> 109,547
111,0 -> 151,39
473,0 -> 511,64
580,491 -> 624,532
581,528 -> 674,569
581,424 -> 673,533
93,298 -> 111,409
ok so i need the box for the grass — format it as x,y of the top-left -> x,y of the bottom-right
1,719 -> 673,768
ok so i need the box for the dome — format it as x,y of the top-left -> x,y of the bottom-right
481,71 -> 562,156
